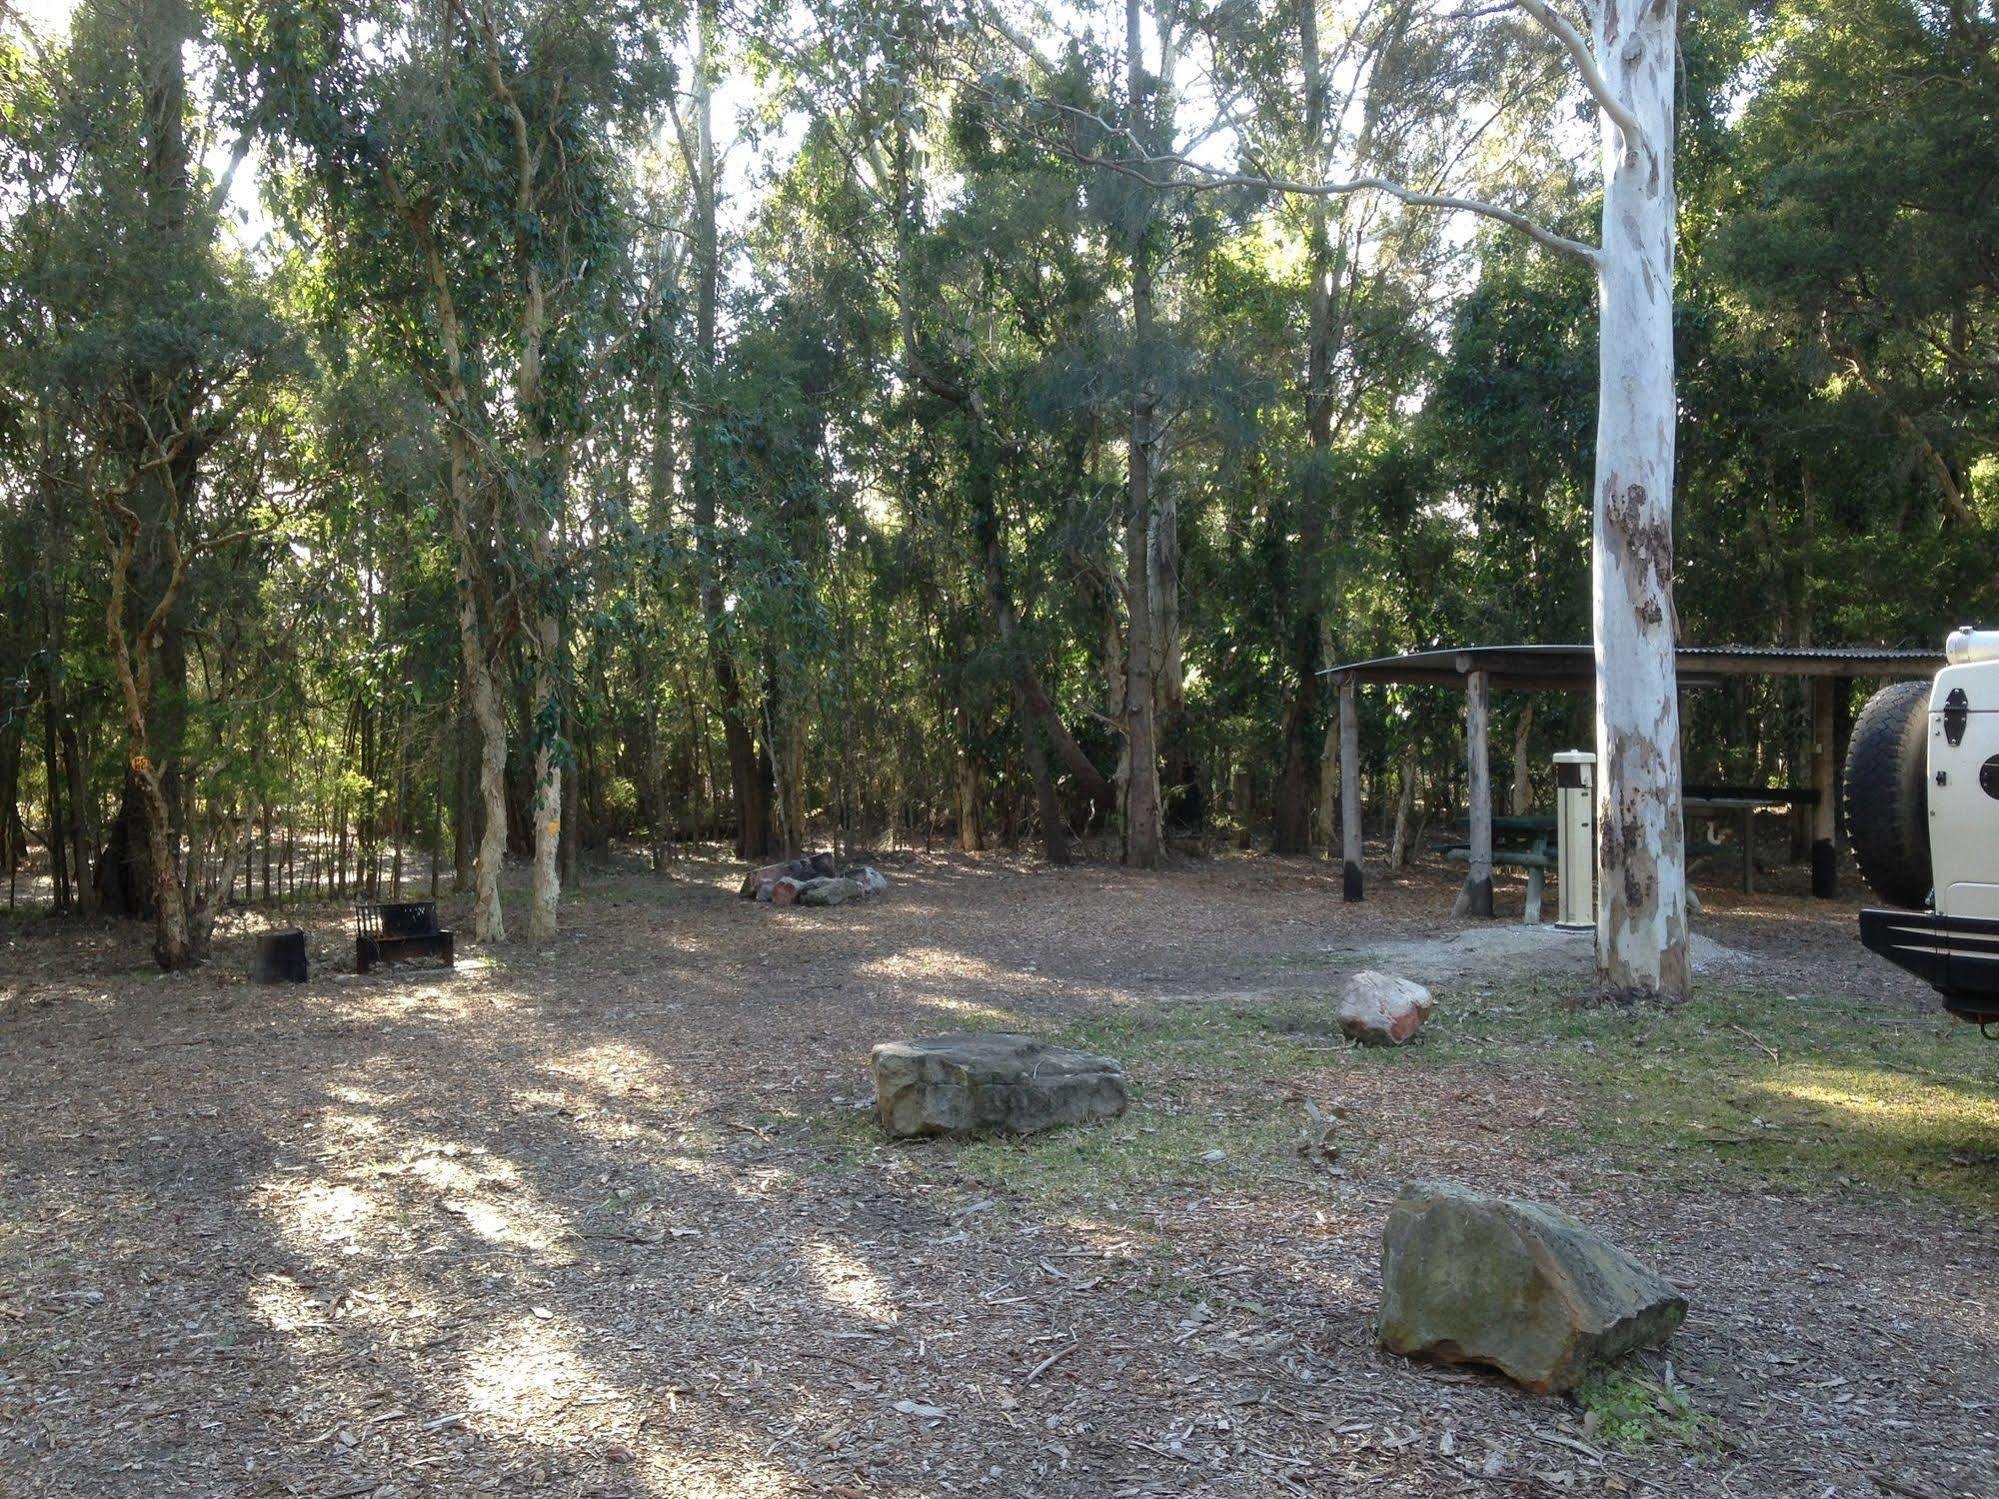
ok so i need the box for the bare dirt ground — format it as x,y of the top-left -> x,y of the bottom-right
2,850 -> 1994,1498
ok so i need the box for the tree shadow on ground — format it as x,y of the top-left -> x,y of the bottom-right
3,855 -> 1995,1497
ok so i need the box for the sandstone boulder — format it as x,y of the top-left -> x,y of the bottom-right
1339,970 -> 1433,1045
1377,1180 -> 1688,1393
871,1034 -> 1128,1139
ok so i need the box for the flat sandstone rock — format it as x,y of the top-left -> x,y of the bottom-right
871,1034 -> 1128,1139
1377,1180 -> 1687,1393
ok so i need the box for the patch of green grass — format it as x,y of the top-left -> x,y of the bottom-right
1418,981 -> 1999,1210
951,1105 -> 1301,1210
1062,980 -> 1999,1210
772,983 -> 1999,1217
1575,1368 -> 1705,1452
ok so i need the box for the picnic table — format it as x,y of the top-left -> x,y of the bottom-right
1439,817 -> 1558,923
1439,810 -> 1741,922
1683,786 -> 1820,895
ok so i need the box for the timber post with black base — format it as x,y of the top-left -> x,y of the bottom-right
1452,667 -> 1496,918
1810,676 -> 1839,898
1339,677 -> 1363,901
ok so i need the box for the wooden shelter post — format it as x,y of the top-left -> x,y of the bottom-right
1810,675 -> 1837,898
1455,668 -> 1495,918
1339,677 -> 1363,901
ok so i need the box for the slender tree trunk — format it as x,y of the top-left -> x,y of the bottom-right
407,200 -> 509,941
1121,0 -> 1164,869
684,0 -> 768,861
61,719 -> 91,915
41,656 -> 68,913
1591,0 -> 1687,996
450,470 -> 508,943
1388,741 -> 1419,869
1510,700 -> 1537,816
527,622 -> 561,938
1315,708 -> 1339,853
1273,0 -> 1336,855
454,691 -> 475,891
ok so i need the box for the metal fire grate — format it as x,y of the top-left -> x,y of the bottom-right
355,900 -> 455,974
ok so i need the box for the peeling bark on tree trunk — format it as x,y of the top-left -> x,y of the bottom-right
956,745 -> 985,853
1591,0 -> 1688,997
102,481 -> 193,969
451,487 -> 509,945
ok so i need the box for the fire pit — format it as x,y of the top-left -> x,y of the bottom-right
356,901 -> 455,974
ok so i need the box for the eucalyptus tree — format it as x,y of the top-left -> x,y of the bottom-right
223,0 -> 673,940
1204,0 -> 1555,854
994,0 -> 1694,996
756,0 -> 1122,860
2,0 -> 299,967
1714,0 -> 1998,593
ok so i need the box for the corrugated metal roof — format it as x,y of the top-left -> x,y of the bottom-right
1322,642 -> 1944,689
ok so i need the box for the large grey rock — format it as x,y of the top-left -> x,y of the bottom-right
871,1034 -> 1128,1139
1339,970 -> 1432,1045
796,876 -> 865,907
1378,1181 -> 1687,1393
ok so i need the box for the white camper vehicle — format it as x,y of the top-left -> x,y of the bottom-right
1850,627 -> 1999,1029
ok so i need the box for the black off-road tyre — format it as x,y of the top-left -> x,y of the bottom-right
1843,679 -> 1933,909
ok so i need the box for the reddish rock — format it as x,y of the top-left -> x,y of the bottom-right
1338,971 -> 1433,1045
769,877 -> 803,907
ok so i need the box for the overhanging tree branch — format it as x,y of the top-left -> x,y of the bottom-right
1074,145 -> 1601,265
1511,0 -> 1647,157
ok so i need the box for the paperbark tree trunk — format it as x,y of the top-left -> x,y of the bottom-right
474,11 -> 564,942
1591,0 -> 1688,997
102,485 -> 193,968
95,0 -> 197,923
956,741 -> 985,853
449,476 -> 509,944
453,692 -> 475,892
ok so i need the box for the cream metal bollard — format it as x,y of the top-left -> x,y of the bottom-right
1553,751 -> 1596,931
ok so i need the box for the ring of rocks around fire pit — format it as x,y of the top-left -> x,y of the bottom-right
739,852 -> 889,907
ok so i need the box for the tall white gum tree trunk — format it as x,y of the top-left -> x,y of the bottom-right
1022,0 -> 1691,992
1589,0 -> 1687,996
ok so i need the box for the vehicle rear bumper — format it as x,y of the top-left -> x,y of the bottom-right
1859,907 -> 1999,1023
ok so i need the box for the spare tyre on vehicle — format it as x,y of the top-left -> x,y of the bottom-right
1843,679 -> 1932,910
